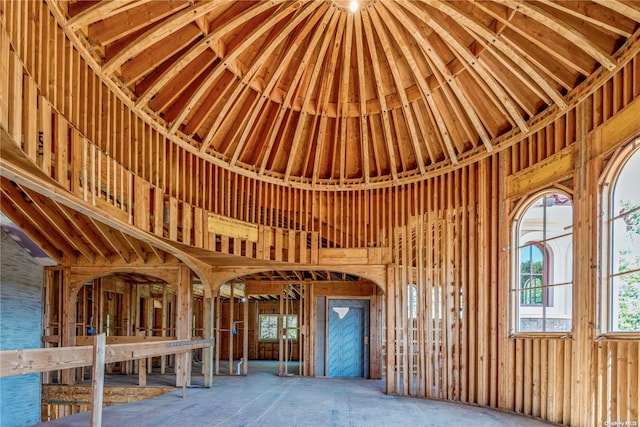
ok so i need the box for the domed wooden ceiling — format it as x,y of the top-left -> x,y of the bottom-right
60,0 -> 640,188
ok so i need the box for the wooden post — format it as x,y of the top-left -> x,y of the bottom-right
279,287 -> 284,376
229,285 -> 234,375
242,294 -> 248,375
307,283 -> 315,377
90,333 -> 106,427
203,296 -> 214,387
215,293 -> 221,375
181,352 -> 188,399
60,269 -> 76,385
160,285 -> 168,374
175,267 -> 193,387
386,264 -> 395,394
138,357 -> 146,386
299,284 -> 304,376
145,292 -> 153,375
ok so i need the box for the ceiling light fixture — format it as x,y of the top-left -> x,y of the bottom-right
349,0 -> 358,12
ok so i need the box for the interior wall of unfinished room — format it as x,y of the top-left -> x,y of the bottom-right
0,1 -> 639,426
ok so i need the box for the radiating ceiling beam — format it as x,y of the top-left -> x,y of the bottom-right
361,10 -> 399,181
311,11 -> 348,184
400,1 -> 529,134
232,3 -> 331,168
501,0 -> 616,71
419,0 -> 567,110
136,1 -> 286,108
273,7 -> 340,179
103,2 -> 222,74
199,1 -> 311,154
354,12 -> 371,183
592,0 -> 640,23
66,0 -> 147,31
366,7 -> 429,172
537,0 -> 631,37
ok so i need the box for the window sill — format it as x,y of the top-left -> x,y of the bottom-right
595,333 -> 640,342
509,332 -> 572,340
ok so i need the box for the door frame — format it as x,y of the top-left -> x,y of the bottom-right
323,297 -> 370,378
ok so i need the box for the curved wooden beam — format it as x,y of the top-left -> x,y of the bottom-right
400,1 -> 529,134
103,2 -> 222,75
311,11 -> 348,184
538,0 -> 631,38
135,1 -> 285,108
421,0 -> 567,109
502,0 -> 615,71
361,10 -> 399,180
367,8 -> 429,172
379,3 -> 492,153
198,1 -> 310,153
354,12 -> 371,182
233,3 -> 331,168
261,7 -> 341,177
66,0 -> 146,31
592,0 -> 640,23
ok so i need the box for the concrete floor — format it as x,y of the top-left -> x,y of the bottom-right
40,361 -> 556,427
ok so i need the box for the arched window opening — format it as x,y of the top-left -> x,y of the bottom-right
512,192 -> 573,334
601,143 -> 640,334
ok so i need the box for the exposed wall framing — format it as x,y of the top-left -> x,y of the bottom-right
0,3 -> 639,427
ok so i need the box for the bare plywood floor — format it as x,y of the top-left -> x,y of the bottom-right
40,361 -> 555,426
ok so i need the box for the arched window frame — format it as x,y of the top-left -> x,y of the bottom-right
511,190 -> 573,335
599,139 -> 640,336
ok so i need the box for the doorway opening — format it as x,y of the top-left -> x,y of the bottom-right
213,270 -> 384,379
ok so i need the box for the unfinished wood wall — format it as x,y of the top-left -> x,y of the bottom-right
1,3 -> 639,427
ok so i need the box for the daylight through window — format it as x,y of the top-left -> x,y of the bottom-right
601,144 -> 640,333
512,192 -> 573,333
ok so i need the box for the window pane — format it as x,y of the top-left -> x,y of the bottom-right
612,216 -> 640,274
545,195 -> 572,240
259,314 -> 278,340
520,277 -> 543,305
612,149 -> 640,214
549,232 -> 573,286
514,192 -> 573,333
519,197 -> 544,241
543,283 -> 572,332
606,147 -> 640,333
519,245 -> 544,306
611,272 -> 640,332
284,315 -> 298,340
518,292 -> 544,332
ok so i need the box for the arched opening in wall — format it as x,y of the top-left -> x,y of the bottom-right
72,273 -> 177,384
213,270 -> 385,380
43,271 -> 206,386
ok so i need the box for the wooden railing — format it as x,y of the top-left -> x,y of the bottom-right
0,335 -> 212,426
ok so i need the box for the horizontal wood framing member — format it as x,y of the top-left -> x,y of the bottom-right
0,338 -> 213,377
